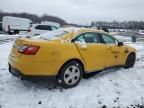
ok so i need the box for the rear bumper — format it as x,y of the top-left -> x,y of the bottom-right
8,64 -> 56,82
8,56 -> 62,76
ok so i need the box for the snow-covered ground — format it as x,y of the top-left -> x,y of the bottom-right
0,34 -> 144,108
0,34 -> 27,45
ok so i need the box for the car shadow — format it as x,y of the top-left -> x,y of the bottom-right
83,67 -> 123,79
13,67 -> 123,91
18,78 -> 63,91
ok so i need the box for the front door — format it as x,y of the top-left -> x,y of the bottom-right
101,33 -> 122,67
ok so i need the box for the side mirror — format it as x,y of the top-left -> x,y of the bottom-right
118,42 -> 123,46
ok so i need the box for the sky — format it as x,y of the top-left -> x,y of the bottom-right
0,0 -> 144,24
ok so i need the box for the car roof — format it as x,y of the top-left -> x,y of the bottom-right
63,27 -> 106,34
31,27 -> 110,41
60,27 -> 109,40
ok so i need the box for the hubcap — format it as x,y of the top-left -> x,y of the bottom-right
64,66 -> 80,85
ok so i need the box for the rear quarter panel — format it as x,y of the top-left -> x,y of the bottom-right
17,40 -> 85,75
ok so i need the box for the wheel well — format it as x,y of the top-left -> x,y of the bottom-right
57,59 -> 85,77
126,52 -> 136,62
124,52 -> 136,68
128,52 -> 136,58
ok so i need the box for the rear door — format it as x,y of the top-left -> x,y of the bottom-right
74,32 -> 106,72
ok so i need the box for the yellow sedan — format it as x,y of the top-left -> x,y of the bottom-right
8,28 -> 136,88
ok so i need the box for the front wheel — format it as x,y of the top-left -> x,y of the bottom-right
124,53 -> 136,69
57,61 -> 83,88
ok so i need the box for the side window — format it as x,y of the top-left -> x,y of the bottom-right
35,25 -> 52,30
51,26 -> 58,31
84,32 -> 99,43
74,34 -> 85,42
102,34 -> 116,44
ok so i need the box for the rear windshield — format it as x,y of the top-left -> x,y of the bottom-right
32,29 -> 68,40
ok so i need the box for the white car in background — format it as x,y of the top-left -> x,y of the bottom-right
27,22 -> 61,37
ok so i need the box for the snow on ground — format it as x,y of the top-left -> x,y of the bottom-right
0,35 -> 144,108
0,34 -> 27,45
0,34 -> 27,39
114,35 -> 132,42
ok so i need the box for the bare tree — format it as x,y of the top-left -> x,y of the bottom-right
0,11 -> 67,25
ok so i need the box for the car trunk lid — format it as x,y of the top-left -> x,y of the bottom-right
9,38 -> 32,59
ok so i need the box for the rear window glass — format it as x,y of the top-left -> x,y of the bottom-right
51,26 -> 58,30
84,32 -> 100,43
35,25 -> 52,30
33,29 -> 68,40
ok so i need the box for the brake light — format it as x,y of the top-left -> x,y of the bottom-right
18,45 -> 40,55
28,29 -> 31,32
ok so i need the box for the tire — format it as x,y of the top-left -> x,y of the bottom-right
124,53 -> 136,69
8,32 -> 13,35
14,30 -> 19,34
57,61 -> 83,88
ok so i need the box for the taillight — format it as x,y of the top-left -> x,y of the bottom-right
28,29 -> 31,32
18,45 -> 40,55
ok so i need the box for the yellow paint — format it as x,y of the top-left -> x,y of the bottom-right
8,28 -> 136,76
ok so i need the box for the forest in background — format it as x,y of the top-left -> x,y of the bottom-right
0,10 -> 67,25
0,10 -> 144,30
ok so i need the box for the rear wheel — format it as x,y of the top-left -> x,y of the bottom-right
57,61 -> 83,88
14,30 -> 19,34
124,53 -> 135,69
8,31 -> 13,35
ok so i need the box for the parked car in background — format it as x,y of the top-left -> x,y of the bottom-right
2,16 -> 33,35
27,22 -> 60,37
0,22 -> 2,31
8,28 -> 136,88
0,22 -> 5,34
